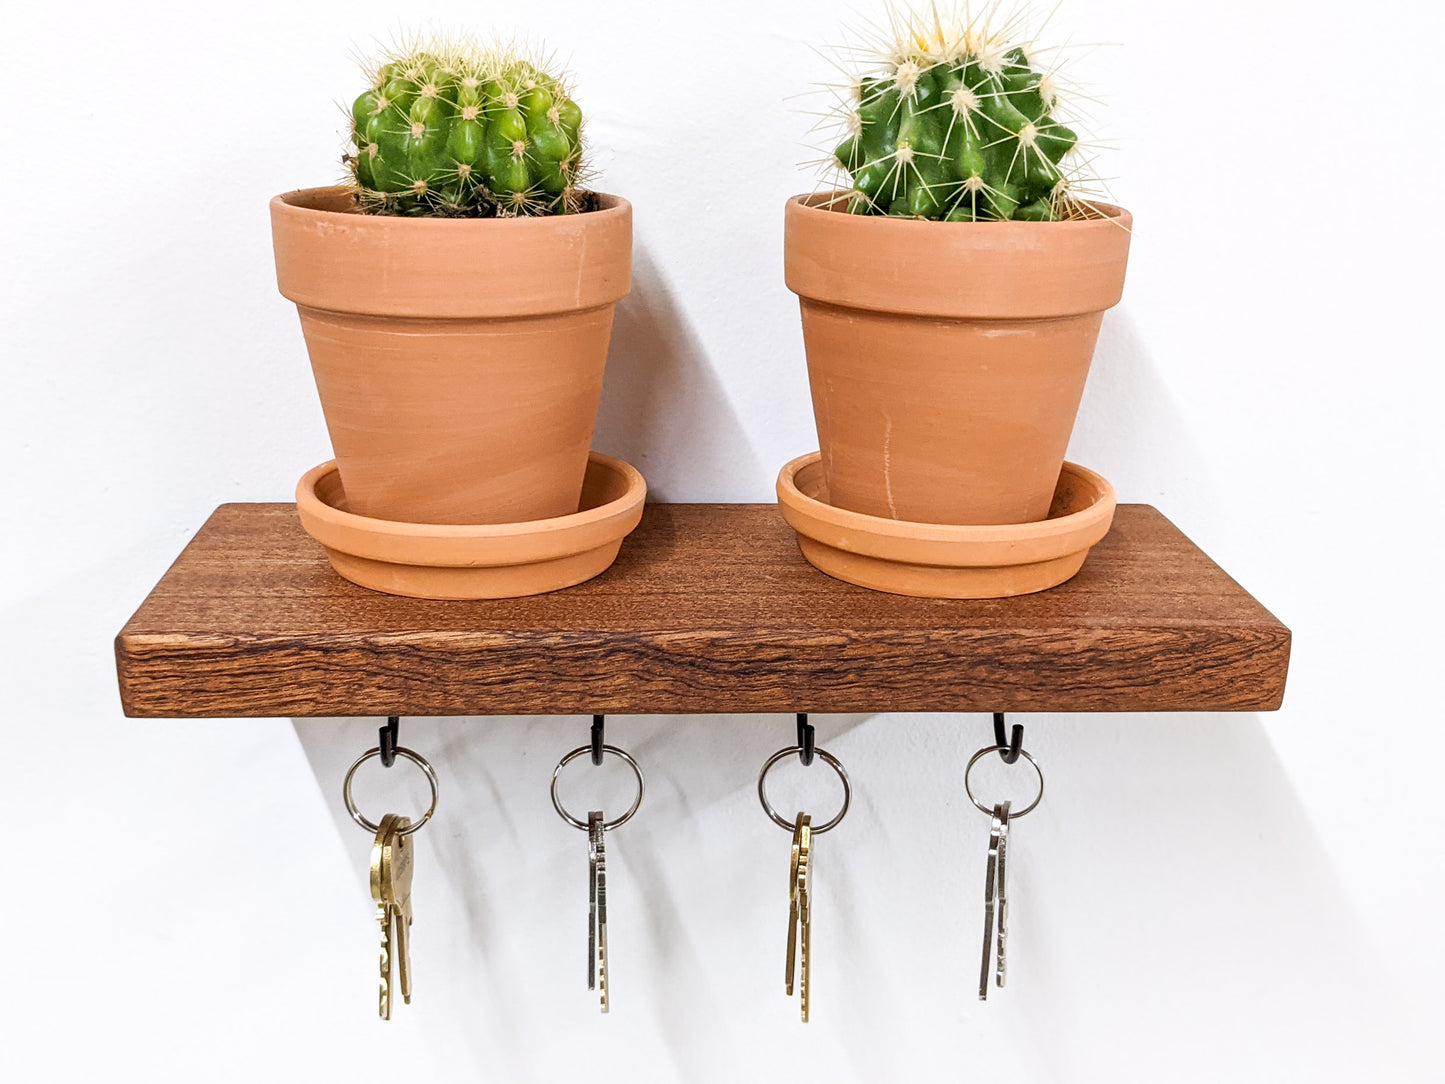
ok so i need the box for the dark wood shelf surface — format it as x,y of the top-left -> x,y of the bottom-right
115,502 -> 1290,718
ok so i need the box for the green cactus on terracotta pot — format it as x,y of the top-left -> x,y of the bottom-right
348,38 -> 588,217
827,5 -> 1100,221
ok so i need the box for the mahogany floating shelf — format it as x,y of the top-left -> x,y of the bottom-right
114,503 -> 1290,718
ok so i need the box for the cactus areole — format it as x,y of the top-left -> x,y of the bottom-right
348,40 -> 589,217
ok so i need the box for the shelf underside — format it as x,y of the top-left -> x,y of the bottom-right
115,502 -> 1290,717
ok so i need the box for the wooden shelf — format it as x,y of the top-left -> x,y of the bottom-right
114,503 -> 1290,717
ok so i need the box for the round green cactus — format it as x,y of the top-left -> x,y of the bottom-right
348,40 -> 588,217
827,8 -> 1097,221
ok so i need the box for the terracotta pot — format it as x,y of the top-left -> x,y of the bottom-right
272,187 -> 632,525
784,194 -> 1131,526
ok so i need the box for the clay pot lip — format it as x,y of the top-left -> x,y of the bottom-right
272,185 -> 633,316
786,190 -> 1132,232
784,191 -> 1131,318
777,451 -> 1115,566
271,185 -> 631,229
296,451 -> 646,568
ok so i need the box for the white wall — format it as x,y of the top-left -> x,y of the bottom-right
2,0 -> 1439,1079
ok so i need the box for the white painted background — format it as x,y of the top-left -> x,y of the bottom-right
2,0 -> 1439,1079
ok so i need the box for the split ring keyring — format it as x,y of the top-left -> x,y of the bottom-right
342,747 -> 439,835
964,745 -> 1044,819
551,745 -> 646,831
757,746 -> 852,834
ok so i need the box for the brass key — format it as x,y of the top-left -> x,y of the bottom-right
369,813 -> 400,1020
785,812 -> 813,1022
785,813 -> 803,994
383,815 -> 415,1007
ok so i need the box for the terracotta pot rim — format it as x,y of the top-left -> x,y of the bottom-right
297,451 -> 644,542
777,452 -> 1115,558
273,184 -> 632,317
784,191 -> 1131,319
787,190 -> 1130,229
271,186 -> 630,227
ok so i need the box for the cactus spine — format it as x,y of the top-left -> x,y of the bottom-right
828,5 -> 1097,221
348,39 -> 588,217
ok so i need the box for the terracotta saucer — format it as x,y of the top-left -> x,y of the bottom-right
776,452 -> 1116,599
296,453 -> 646,600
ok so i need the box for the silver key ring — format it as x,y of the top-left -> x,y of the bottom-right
964,746 -> 1044,819
342,747 -> 439,836
757,746 -> 851,834
551,745 -> 645,831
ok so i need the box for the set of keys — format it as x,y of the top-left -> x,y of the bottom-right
370,813 -> 415,1019
552,735 -> 644,1013
343,741 -> 439,1022
965,743 -> 1044,1003
758,740 -> 851,1023
784,812 -> 813,1021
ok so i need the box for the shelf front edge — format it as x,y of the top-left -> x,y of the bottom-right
115,623 -> 1290,718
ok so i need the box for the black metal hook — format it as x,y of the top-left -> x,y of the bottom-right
797,713 -> 815,767
379,715 -> 400,767
591,714 -> 605,766
993,712 -> 1023,764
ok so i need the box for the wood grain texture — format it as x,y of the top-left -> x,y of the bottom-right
114,503 -> 1290,717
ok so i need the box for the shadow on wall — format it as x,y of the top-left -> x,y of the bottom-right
823,710 -> 1388,1080
287,710 -> 1390,1078
592,245 -> 765,502
1070,309 -> 1227,519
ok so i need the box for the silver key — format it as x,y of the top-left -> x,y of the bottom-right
995,804 -> 1009,989
978,800 -> 1011,1000
588,810 -> 609,1013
